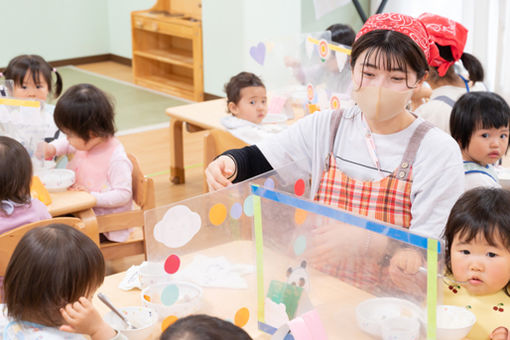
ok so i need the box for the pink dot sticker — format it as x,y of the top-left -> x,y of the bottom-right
164,254 -> 180,274
294,179 -> 305,196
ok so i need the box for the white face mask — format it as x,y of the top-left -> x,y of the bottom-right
351,86 -> 413,122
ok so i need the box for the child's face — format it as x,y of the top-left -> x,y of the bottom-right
463,126 -> 509,166
12,71 -> 49,101
450,232 -> 510,295
229,86 -> 267,124
64,130 -> 104,152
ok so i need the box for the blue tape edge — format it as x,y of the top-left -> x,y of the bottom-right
250,184 -> 440,252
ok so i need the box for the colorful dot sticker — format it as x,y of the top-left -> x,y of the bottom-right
230,202 -> 243,219
161,315 -> 178,331
306,83 -> 314,102
330,95 -> 340,110
209,203 -> 227,226
284,333 -> 295,340
318,39 -> 330,61
164,254 -> 180,274
293,235 -> 307,256
143,294 -> 151,302
161,284 -> 179,306
234,307 -> 250,327
243,195 -> 254,217
294,179 -> 305,196
294,208 -> 307,225
264,178 -> 275,190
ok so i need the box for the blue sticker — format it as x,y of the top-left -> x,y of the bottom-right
244,195 -> 254,217
293,235 -> 306,256
230,202 -> 243,219
161,284 -> 179,306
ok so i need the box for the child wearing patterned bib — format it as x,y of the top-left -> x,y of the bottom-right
443,188 -> 510,340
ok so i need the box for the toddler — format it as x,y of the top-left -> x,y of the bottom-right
442,188 -> 510,340
224,72 -> 267,124
0,136 -> 50,235
2,54 -> 63,142
3,224 -> 124,340
160,314 -> 252,340
41,84 -> 133,242
450,91 -> 510,190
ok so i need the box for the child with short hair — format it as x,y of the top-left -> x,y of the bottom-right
3,224 -> 124,340
40,84 -> 133,242
2,54 -> 63,142
442,187 -> 510,340
224,72 -> 267,124
0,136 -> 50,234
450,91 -> 510,190
160,314 -> 252,340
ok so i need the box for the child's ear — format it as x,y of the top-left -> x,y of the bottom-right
228,102 -> 239,116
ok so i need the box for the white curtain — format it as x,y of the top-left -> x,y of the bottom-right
368,0 -> 510,101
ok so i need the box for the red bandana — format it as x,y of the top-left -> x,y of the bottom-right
355,12 -> 439,66
419,13 -> 468,76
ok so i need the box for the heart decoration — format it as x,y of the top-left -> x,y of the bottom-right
250,42 -> 266,65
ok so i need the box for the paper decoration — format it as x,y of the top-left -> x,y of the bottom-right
209,203 -> 227,226
335,50 -> 348,72
294,179 -> 305,196
164,254 -> 180,274
234,307 -> 250,327
153,205 -> 201,248
330,95 -> 340,110
161,284 -> 179,306
318,39 -> 330,62
230,202 -> 243,219
306,84 -> 314,102
250,42 -> 266,65
293,235 -> 307,256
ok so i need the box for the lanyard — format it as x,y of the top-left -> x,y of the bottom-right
361,113 -> 383,176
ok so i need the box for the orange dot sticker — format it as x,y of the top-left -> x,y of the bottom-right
161,315 -> 178,331
306,83 -> 314,102
294,208 -> 307,225
318,39 -> 330,61
330,95 -> 340,110
234,307 -> 250,327
143,294 -> 151,302
294,179 -> 305,196
209,203 -> 227,226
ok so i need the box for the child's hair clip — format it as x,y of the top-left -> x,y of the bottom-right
52,68 -> 57,73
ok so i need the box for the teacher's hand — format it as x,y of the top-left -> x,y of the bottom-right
205,155 -> 237,191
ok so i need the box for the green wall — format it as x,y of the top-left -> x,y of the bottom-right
301,0 -> 368,33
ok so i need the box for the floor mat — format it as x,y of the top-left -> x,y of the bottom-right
55,66 -> 191,132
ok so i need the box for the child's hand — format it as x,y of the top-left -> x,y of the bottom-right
70,184 -> 89,192
388,248 -> 426,293
205,155 -> 237,191
36,142 -> 56,160
60,297 -> 117,340
491,326 -> 510,340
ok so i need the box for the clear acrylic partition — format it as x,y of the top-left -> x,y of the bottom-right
0,79 -> 14,97
144,160 -> 444,339
252,31 -> 353,119
0,98 -> 49,164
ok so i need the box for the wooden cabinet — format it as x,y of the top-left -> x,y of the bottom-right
131,0 -> 203,101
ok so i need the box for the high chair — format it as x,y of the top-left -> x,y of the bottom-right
96,153 -> 155,261
0,217 -> 88,276
203,129 -> 247,192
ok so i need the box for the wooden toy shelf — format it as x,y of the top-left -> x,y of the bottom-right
131,1 -> 203,101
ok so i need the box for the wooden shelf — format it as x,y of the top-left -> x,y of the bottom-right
133,49 -> 193,68
131,0 -> 203,101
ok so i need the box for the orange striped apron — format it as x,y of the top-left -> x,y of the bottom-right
313,110 -> 433,291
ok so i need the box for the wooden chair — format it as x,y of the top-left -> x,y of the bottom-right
96,153 -> 155,261
0,217 -> 87,276
203,129 -> 248,192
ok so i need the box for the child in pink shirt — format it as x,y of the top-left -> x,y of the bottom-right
0,136 -> 50,234
41,84 -> 133,242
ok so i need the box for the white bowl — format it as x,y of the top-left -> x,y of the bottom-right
139,262 -> 173,289
38,169 -> 75,192
355,297 -> 424,337
103,306 -> 158,340
436,305 -> 476,340
140,281 -> 202,320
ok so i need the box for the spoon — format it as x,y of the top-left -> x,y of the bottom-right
418,267 -> 468,285
97,292 -> 137,330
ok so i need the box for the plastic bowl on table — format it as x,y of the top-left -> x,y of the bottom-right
436,305 -> 476,340
37,169 -> 75,192
103,306 -> 158,340
355,297 -> 424,337
140,281 -> 202,321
